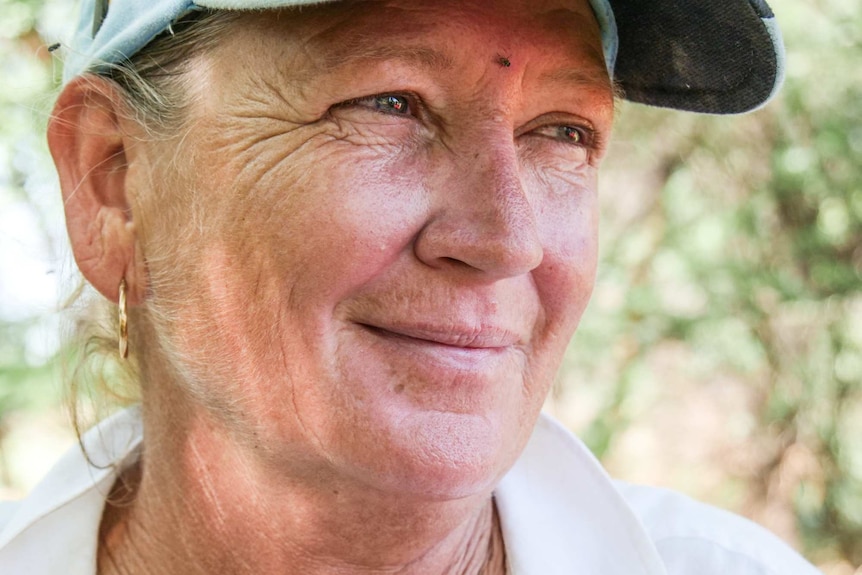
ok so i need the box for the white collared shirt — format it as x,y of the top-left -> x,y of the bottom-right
0,408 -> 821,574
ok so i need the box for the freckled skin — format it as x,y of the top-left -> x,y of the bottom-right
83,0 -> 616,572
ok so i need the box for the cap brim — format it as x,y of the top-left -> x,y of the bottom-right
610,0 -> 785,114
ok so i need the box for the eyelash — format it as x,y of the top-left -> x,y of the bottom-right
337,92 -> 598,148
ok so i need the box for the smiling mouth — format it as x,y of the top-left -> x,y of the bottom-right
358,323 -> 520,350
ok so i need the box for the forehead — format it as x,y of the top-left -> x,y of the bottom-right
237,0 -> 608,85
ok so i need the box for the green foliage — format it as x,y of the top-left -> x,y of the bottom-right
564,0 -> 862,566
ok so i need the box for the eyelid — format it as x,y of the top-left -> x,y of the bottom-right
517,114 -> 608,169
334,92 -> 421,117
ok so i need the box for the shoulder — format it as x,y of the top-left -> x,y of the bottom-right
0,501 -> 21,537
0,408 -> 144,574
614,481 -> 822,575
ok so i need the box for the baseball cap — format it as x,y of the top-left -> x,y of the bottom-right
62,0 -> 785,114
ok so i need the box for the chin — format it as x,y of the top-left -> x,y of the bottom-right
342,409 -> 524,501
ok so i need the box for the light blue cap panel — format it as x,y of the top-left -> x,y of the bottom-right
587,0 -> 617,78
65,0 -> 195,83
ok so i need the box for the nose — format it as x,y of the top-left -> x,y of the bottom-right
414,142 -> 544,279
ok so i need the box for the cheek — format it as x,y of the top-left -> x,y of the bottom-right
159,146 -> 430,389
530,169 -> 599,347
239,144 -> 430,290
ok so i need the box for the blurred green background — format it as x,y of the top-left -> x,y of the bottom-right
0,0 -> 860,572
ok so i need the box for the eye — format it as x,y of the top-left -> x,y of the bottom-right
559,126 -> 585,144
340,94 -> 413,116
534,124 -> 590,146
522,118 -> 603,167
374,94 -> 411,115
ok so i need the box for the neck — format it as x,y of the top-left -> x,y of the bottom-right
97,388 -> 507,575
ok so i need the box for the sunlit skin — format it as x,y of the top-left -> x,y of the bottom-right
49,0 -> 615,573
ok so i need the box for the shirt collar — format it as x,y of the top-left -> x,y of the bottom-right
0,407 -> 143,574
496,414 -> 667,575
1,409 -> 666,575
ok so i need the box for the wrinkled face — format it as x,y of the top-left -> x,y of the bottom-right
139,0 -> 614,498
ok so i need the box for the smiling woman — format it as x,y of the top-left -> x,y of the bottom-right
0,0 -> 821,574
107,0 -> 608,512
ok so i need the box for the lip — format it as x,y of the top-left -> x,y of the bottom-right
358,322 -> 521,350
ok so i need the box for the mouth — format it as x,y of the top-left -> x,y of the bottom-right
350,320 -> 530,393
357,322 -> 520,351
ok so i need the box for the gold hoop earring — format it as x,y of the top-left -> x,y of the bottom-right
118,278 -> 129,359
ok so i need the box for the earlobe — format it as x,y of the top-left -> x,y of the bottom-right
48,75 -> 146,305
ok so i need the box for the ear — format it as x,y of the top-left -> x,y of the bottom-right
48,75 -> 147,305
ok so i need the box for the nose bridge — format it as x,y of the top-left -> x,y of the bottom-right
415,128 -> 544,277
468,140 -> 534,235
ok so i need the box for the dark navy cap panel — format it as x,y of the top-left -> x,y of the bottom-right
611,0 -> 779,113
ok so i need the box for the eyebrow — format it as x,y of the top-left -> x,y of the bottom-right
321,43 -> 456,74
540,62 -> 612,91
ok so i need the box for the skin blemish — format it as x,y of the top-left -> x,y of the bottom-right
496,54 -> 511,68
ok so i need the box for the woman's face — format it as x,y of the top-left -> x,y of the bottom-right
138,0 -> 614,498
